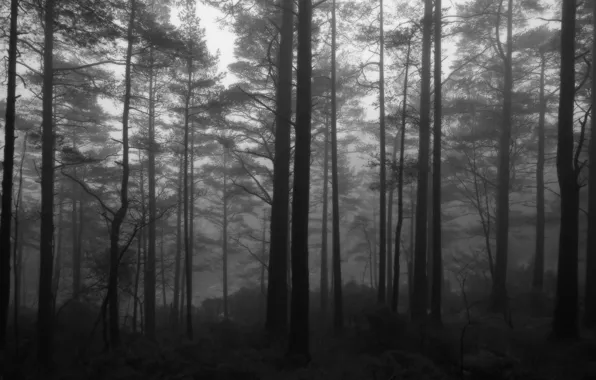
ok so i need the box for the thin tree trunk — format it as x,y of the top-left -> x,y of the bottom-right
260,210 -> 268,323
52,185 -> 65,311
372,203 -> 378,288
145,45 -> 157,340
491,0 -> 513,314
377,0 -> 387,304
183,45 -> 194,340
430,0 -> 443,324
411,0 -> 432,321
391,37 -> 411,312
77,185 -> 84,292
266,0 -> 293,334
133,150 -> 143,333
552,0 -> 579,340
37,0 -> 56,366
222,147 -> 229,319
0,0 -> 19,350
408,183 -> 415,308
331,0 -> 343,331
133,227 -> 141,333
180,256 -> 186,326
160,226 -> 166,308
427,170 -> 433,305
189,118 -> 195,317
584,0 -> 596,328
139,151 -> 147,329
13,132 -> 27,349
71,176 -> 80,299
288,0 -> 312,361
387,132 -> 398,306
320,116 -> 330,317
70,137 -> 81,299
173,155 -> 182,328
532,53 -> 546,292
107,0 -> 135,348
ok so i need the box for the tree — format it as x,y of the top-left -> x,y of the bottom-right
266,0 -> 293,334
585,0 -> 596,329
0,0 -> 19,350
320,120 -> 330,318
532,40 -> 549,293
37,0 -> 56,366
376,0 -> 387,304
430,0 -> 442,325
106,0 -> 135,347
552,0 -> 579,341
330,0 -> 343,331
288,0 -> 312,362
391,29 -> 413,313
491,0 -> 514,314
411,0 -> 432,321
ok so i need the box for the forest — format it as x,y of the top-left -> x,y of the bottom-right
0,0 -> 595,379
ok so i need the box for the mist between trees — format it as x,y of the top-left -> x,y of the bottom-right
0,0 -> 595,379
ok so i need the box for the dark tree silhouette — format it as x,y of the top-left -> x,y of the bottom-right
38,0 -> 56,366
552,0 -> 579,341
430,0 -> 443,325
330,0 -> 343,332
492,0 -> 513,314
585,0 -> 596,329
411,0 -> 432,321
288,0 -> 312,363
0,0 -> 19,350
266,0 -> 293,334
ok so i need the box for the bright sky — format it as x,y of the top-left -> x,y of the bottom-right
195,4 -> 236,86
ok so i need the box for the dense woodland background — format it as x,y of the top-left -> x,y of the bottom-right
0,0 -> 595,379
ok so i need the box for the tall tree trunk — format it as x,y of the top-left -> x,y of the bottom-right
411,0 -> 432,321
288,0 -> 312,361
430,0 -> 443,324
0,0 -> 19,350
331,0 -> 343,331
266,0 -> 293,334
52,185 -> 65,311
139,151 -> 147,329
78,186 -> 84,285
222,147 -> 229,319
107,0 -> 135,348
180,255 -> 186,325
408,183 -> 415,308
426,170 -> 433,304
532,53 -> 546,292
189,119 -> 195,317
552,0 -> 579,340
377,0 -> 387,304
491,0 -> 513,314
133,150 -> 144,333
391,37 -> 411,312
160,226 -> 166,308
145,46 -> 157,340
387,132 -> 398,306
585,0 -> 596,329
320,117 -> 330,318
173,155 -> 183,328
372,203 -> 378,288
37,0 -> 56,366
133,226 -> 141,333
13,132 -> 27,348
71,176 -> 81,299
260,210 -> 268,323
183,46 -> 194,340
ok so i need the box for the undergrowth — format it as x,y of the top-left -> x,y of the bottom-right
2,301 -> 595,380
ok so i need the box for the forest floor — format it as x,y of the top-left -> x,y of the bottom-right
2,306 -> 596,380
